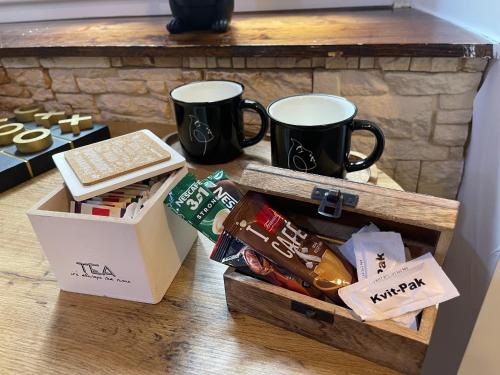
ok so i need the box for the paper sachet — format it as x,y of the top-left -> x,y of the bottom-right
338,252 -> 459,321
352,231 -> 419,329
338,223 -> 379,266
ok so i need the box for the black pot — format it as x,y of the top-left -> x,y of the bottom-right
167,0 -> 234,33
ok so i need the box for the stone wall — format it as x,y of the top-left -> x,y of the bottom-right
0,55 -> 488,198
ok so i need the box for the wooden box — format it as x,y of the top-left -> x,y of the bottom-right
28,167 -> 197,304
223,164 -> 459,374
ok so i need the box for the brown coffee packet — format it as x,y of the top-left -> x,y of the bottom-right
223,192 -> 355,303
211,230 -> 324,298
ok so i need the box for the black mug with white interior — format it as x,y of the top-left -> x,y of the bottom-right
170,80 -> 268,164
268,94 -> 385,178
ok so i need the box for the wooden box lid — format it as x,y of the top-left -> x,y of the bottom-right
238,164 -> 459,264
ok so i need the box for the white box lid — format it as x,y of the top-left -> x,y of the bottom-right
52,129 -> 185,201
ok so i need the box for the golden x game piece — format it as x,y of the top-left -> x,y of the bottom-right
58,115 -> 93,136
34,111 -> 66,128
14,105 -> 44,122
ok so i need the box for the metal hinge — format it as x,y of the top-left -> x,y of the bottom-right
311,187 -> 359,219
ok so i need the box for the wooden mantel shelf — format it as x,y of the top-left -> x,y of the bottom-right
0,8 -> 493,58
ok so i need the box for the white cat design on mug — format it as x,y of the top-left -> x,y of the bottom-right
287,138 -> 317,172
188,115 -> 215,156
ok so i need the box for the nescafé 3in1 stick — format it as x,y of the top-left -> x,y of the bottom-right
165,173 -> 230,242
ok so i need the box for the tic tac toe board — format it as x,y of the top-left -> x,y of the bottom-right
64,131 -> 171,185
53,129 -> 185,201
0,119 -> 109,193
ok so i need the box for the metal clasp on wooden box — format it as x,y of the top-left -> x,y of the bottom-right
311,187 -> 359,219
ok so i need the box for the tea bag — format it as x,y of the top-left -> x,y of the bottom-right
338,223 -> 379,266
338,253 -> 459,321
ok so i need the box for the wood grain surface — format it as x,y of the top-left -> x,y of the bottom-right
0,144 -> 406,374
0,8 -> 492,58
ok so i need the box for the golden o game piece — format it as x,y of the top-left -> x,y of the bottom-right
13,129 -> 53,154
0,123 -> 25,145
34,111 -> 66,128
59,114 -> 93,136
14,105 -> 44,123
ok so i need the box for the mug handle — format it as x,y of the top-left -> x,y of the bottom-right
345,119 -> 385,172
239,99 -> 269,148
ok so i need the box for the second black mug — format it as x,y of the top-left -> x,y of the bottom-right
268,94 -> 385,178
170,80 -> 268,164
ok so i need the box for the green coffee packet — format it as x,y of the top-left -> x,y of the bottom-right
165,173 -> 230,242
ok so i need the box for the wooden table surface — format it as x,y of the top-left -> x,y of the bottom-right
0,141 -> 403,375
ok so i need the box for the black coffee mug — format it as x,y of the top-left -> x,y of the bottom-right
268,94 -> 384,178
170,80 -> 268,164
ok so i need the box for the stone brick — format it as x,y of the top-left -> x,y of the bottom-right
433,124 -> 469,146
385,72 -> 482,95
313,70 -> 340,95
0,96 -> 34,110
118,69 -> 201,93
0,84 -> 30,98
43,100 -> 72,114
340,70 -> 389,96
106,79 -> 147,95
462,58 -> 488,72
276,57 -> 296,68
72,68 -> 118,78
394,160 -> 421,192
217,57 -> 232,68
122,57 -> 153,66
110,57 -> 123,67
182,57 -> 190,68
7,68 -> 50,88
384,138 -> 449,160
418,160 -> 464,198
325,57 -> 359,69
246,57 -> 257,68
256,57 -> 276,68
377,57 -> 410,71
345,95 -> 433,139
206,57 -> 217,68
232,57 -> 245,68
97,94 -> 167,117
296,58 -> 312,68
76,78 -> 107,94
410,57 -> 461,72
154,57 -> 183,67
188,57 -> 206,68
77,77 -> 147,95
439,91 -> 476,109
312,57 -> 325,68
56,93 -> 95,109
0,68 -> 8,84
436,109 -> 472,124
1,57 -> 40,68
448,147 -> 464,160
49,69 -> 79,93
205,70 -> 311,106
100,111 -> 170,126
147,80 -> 166,94
359,57 -> 375,69
40,57 -> 110,68
28,87 -> 54,101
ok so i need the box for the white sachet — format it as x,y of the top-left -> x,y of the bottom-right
352,231 -> 406,280
338,223 -> 379,266
352,231 -> 419,329
338,252 -> 459,321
